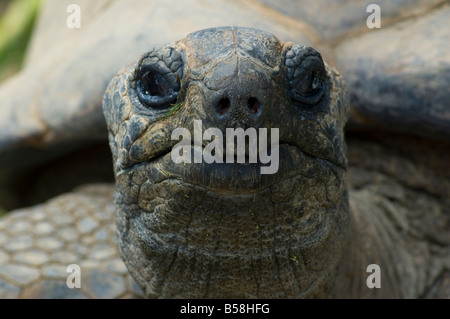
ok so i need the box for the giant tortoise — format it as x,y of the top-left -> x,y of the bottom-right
0,0 -> 449,299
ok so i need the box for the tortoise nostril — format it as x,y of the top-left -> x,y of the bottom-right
247,97 -> 261,115
216,98 -> 231,115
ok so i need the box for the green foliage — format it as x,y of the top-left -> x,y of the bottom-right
0,0 -> 42,82
163,102 -> 183,119
161,78 -> 185,119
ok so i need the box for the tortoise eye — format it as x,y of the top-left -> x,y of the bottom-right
291,70 -> 324,104
140,71 -> 172,97
312,74 -> 320,90
137,69 -> 179,108
135,47 -> 184,109
136,66 -> 180,109
285,44 -> 327,106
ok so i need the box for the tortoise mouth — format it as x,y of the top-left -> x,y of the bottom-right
115,144 -> 349,298
114,141 -> 348,298
118,142 -> 344,195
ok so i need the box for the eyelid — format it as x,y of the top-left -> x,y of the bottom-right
288,67 -> 325,105
283,44 -> 328,106
288,56 -> 325,83
135,64 -> 180,108
136,79 -> 179,107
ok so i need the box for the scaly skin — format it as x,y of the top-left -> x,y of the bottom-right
0,184 -> 144,299
102,27 -> 350,298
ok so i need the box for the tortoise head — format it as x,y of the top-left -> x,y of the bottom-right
102,26 -> 350,298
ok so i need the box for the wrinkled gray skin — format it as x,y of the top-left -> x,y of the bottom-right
103,27 -> 350,298
0,0 -> 449,299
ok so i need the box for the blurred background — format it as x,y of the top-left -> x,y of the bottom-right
0,0 -> 42,84
0,0 -> 42,216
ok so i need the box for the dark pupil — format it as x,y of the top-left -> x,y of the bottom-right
295,72 -> 319,95
142,71 -> 171,96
